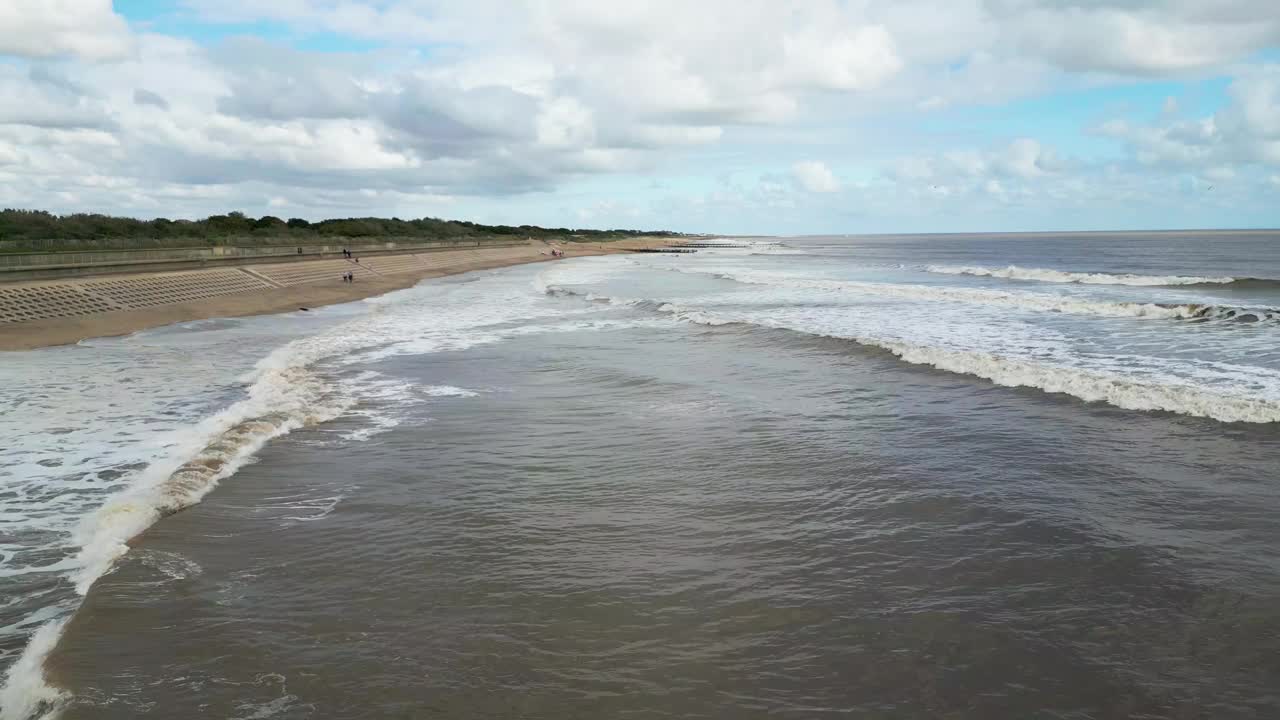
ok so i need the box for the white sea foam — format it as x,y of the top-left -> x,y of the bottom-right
136,550 -> 203,582
423,386 -> 479,398
338,372 -> 481,442
0,365 -> 354,717
0,620 -> 67,720
0,263 -> 595,718
276,495 -> 345,523
926,264 -> 1235,286
532,256 -> 628,295
665,306 -> 1280,424
3,258 -> 680,720
674,267 -> 1274,322
70,366 -> 348,596
59,275 -> 571,593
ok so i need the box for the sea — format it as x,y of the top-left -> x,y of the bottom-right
2,232 -> 1279,719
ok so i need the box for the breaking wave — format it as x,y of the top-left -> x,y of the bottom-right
71,366 -> 348,596
675,268 -> 1280,324
3,273 -> 581,719
537,282 -> 1280,425
6,264 -> 671,720
926,265 -> 1238,286
658,306 -> 1280,424
1,363 -> 350,720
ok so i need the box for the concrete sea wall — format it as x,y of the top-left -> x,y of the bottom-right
0,244 -> 544,326
0,238 -> 527,281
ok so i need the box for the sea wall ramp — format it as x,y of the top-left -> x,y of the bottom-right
0,269 -> 277,324
0,245 -> 547,326
0,238 -> 528,281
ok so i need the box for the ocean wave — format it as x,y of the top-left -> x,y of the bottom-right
661,306 -> 1280,424
2,361 -> 351,720
926,265 -> 1238,286
540,281 -> 1280,423
675,268 -> 1280,324
3,265 -> 635,718
71,366 -> 348,595
543,285 -> 650,307
0,620 -> 67,720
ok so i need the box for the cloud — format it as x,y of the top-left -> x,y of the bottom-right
993,1 -> 1280,75
1100,65 -> 1280,171
189,0 -> 905,126
212,39 -> 374,120
0,0 -> 132,60
0,1 -> 904,210
2,0 -> 1280,228
792,161 -> 841,193
996,138 -> 1061,178
890,139 -> 1062,187
575,199 -> 642,222
133,89 -> 169,110
0,64 -> 112,129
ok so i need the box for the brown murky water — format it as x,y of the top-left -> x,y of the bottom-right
7,238 -> 1280,718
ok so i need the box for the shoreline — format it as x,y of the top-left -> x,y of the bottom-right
0,244 -> 635,352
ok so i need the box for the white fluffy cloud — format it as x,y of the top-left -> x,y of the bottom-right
1004,4 -> 1279,75
792,161 -> 841,193
1101,65 -> 1280,170
0,0 -> 132,60
0,0 -> 913,218
889,139 -> 1064,186
0,0 -> 1278,226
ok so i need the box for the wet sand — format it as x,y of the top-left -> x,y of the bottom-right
0,244 -> 637,351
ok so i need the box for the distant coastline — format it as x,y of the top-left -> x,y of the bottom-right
0,208 -> 687,254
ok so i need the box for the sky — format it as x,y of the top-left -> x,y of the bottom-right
2,1 -> 1280,234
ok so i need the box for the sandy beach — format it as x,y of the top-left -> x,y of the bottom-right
0,243 -> 636,352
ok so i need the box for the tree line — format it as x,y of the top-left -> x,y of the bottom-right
0,209 -> 681,250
